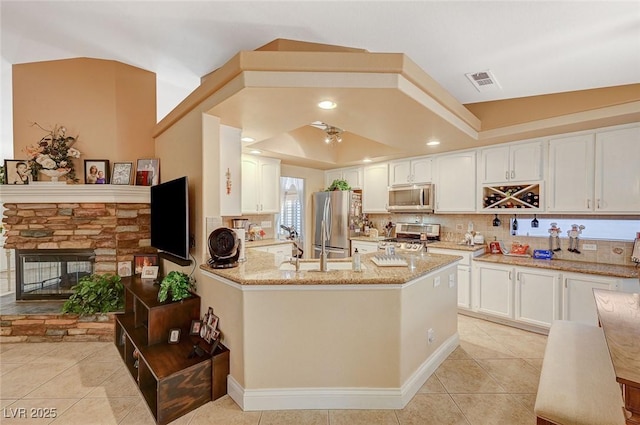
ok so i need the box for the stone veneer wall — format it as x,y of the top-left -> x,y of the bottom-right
2,202 -> 155,273
0,313 -> 116,342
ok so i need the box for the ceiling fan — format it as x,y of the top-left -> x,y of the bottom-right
310,121 -> 344,144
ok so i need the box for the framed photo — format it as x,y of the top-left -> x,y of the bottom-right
189,320 -> 202,336
136,158 -> 160,186
117,261 -> 132,277
141,265 -> 159,279
111,162 -> 133,185
134,254 -> 159,275
168,328 -> 181,344
4,159 -> 31,185
209,314 -> 219,331
84,159 -> 110,184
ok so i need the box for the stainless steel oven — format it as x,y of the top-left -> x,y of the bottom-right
387,184 -> 434,212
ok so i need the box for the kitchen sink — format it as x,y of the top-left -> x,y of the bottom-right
278,261 -> 366,271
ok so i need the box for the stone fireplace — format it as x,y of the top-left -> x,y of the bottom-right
1,185 -> 154,300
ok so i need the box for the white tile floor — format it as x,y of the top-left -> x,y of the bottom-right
0,315 -> 545,424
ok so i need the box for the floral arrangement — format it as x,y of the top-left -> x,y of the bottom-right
25,123 -> 81,182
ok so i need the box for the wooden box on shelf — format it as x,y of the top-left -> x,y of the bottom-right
114,277 -> 229,425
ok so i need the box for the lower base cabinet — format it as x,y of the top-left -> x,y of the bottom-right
475,264 -> 513,319
115,277 -> 230,425
561,272 -> 618,326
514,268 -> 561,328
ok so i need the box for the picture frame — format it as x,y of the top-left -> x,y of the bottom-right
133,254 -> 159,275
168,328 -> 181,344
4,159 -> 31,185
141,265 -> 159,279
136,158 -> 160,186
111,162 -> 133,185
189,320 -> 202,336
200,306 -> 221,350
84,159 -> 110,184
117,261 -> 132,277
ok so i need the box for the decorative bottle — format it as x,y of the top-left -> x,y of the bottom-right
352,248 -> 362,272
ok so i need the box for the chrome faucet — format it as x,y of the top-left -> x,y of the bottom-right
320,219 -> 328,272
288,255 -> 300,272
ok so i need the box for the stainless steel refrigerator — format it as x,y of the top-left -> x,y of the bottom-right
312,190 -> 362,259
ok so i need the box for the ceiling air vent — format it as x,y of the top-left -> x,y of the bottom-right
465,70 -> 501,93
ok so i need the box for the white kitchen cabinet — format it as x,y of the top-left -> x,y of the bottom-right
479,141 -> 543,184
388,157 -> 433,185
350,240 -> 379,255
547,133 -> 594,212
434,151 -> 476,212
562,272 -> 619,326
474,263 -> 514,319
241,155 -> 281,214
428,248 -> 482,310
250,242 -> 293,257
514,268 -> 561,328
362,163 -> 389,213
325,167 -> 363,189
548,124 -> 640,213
595,126 -> 640,212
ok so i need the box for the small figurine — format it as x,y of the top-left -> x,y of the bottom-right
548,223 -> 562,252
567,224 -> 586,254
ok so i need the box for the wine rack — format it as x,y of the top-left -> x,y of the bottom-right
482,183 -> 542,211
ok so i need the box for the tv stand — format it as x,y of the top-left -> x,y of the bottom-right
114,276 -> 229,425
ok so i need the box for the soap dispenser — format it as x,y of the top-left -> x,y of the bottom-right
352,248 -> 362,272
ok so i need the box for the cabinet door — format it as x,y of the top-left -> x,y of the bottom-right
258,158 -> 281,213
325,169 -> 343,189
595,126 -> 640,212
389,160 -> 411,185
514,268 -> 560,328
241,156 -> 260,213
547,134 -> 595,212
411,157 -> 433,183
362,163 -> 389,213
562,273 -> 618,326
342,167 -> 363,189
457,265 -> 471,310
479,146 -> 510,184
351,240 -> 379,255
510,141 -> 543,182
435,152 -> 476,212
268,243 -> 293,258
476,264 -> 513,319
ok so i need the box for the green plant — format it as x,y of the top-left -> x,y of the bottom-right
326,179 -> 351,191
62,274 -> 124,315
158,271 -> 194,303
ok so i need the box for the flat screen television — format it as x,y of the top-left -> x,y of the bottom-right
150,176 -> 191,264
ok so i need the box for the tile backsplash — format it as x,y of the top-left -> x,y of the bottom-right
368,213 -> 638,266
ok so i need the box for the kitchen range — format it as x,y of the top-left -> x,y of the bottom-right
378,223 -> 441,253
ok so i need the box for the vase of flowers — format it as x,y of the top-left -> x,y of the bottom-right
25,123 -> 81,183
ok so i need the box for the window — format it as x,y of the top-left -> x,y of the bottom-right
509,217 -> 640,241
279,177 -> 304,243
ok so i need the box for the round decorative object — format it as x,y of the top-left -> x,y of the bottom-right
40,169 -> 70,182
208,227 -> 239,260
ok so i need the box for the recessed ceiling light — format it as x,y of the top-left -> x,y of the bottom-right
250,149 -> 261,154
241,136 -> 255,143
426,140 -> 440,146
318,100 -> 337,110
363,158 -> 372,163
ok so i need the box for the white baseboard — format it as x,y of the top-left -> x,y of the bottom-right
227,332 -> 459,411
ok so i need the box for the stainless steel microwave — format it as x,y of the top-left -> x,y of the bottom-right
387,184 -> 435,212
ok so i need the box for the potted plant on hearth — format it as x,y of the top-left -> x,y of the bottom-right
62,273 -> 124,316
158,271 -> 195,303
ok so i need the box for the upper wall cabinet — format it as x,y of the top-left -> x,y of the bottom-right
548,125 -> 640,213
388,157 -> 433,185
479,141 -> 543,184
362,163 -> 389,213
241,155 -> 281,214
325,167 -> 363,190
435,151 -> 476,212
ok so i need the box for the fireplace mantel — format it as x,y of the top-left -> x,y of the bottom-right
0,185 -> 150,204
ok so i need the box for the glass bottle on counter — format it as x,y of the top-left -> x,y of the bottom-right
352,248 -> 362,272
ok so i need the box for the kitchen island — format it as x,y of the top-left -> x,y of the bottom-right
199,250 -> 461,411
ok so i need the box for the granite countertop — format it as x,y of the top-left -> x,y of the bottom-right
201,250 -> 462,286
474,254 -> 638,279
245,238 -> 293,248
350,236 -> 387,242
428,241 -> 487,252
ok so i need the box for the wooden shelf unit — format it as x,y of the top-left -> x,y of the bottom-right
481,182 -> 542,212
115,277 -> 229,425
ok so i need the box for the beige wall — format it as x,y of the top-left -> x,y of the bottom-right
12,58 -> 156,178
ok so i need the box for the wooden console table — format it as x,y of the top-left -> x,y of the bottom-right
594,288 -> 640,425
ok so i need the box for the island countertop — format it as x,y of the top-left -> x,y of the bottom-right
200,250 -> 461,285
